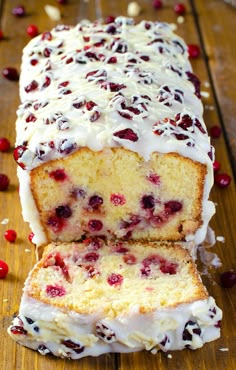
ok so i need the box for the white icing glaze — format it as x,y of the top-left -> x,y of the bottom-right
14,17 -> 215,246
8,293 -> 222,359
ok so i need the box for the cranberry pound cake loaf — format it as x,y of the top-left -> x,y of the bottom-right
8,239 -> 222,359
13,17 -> 215,247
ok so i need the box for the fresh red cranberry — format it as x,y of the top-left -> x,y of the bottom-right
214,173 -> 231,188
113,128 -> 138,142
0,29 -> 4,40
24,80 -> 38,93
220,271 -> 236,288
0,260 -> 9,278
123,254 -> 137,265
0,174 -> 9,191
28,231 -> 34,243
55,205 -> 72,218
107,273 -> 123,287
152,0 -> 163,8
57,0 -> 68,3
61,340 -> 84,354
160,261 -> 178,274
12,5 -> 25,16
210,125 -> 222,138
83,252 -> 99,262
27,24 -> 39,38
105,15 -> 115,24
110,193 -> 126,206
88,219 -> 103,231
188,44 -> 201,58
213,160 -> 221,173
141,195 -> 155,209
174,3 -> 186,15
49,169 -> 67,181
2,67 -> 19,81
0,138 -> 10,152
46,284 -> 66,297
4,229 -> 17,243
13,145 -> 27,169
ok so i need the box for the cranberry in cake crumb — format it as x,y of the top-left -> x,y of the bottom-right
107,273 -> 123,287
0,173 -> 10,191
123,253 -> 137,265
4,229 -> 17,242
110,193 -> 126,206
146,173 -> 161,185
47,216 -> 65,232
141,195 -> 155,209
83,252 -> 99,262
88,220 -> 103,231
55,205 -> 72,218
88,195 -> 103,210
49,169 -> 67,181
0,260 -> 9,278
46,284 -> 66,297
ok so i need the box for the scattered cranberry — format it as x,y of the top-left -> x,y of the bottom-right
0,137 -> 10,152
210,125 -> 222,138
0,29 -> 4,40
46,284 -> 66,297
2,67 -> 19,81
0,174 -> 10,191
110,193 -> 126,206
10,325 -> 27,335
57,0 -> 68,3
4,229 -> 17,243
105,15 -> 115,24
88,219 -> 103,232
220,271 -> 236,288
174,3 -> 186,15
107,273 -> 123,287
12,5 -> 25,17
0,260 -> 9,278
28,232 -> 34,243
152,0 -> 163,9
27,24 -> 39,38
188,44 -> 201,58
213,160 -> 221,173
49,169 -> 67,181
215,173 -> 231,188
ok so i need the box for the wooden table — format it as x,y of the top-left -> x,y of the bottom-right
0,1 -> 235,369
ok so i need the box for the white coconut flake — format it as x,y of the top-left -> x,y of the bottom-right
219,348 -> 229,352
201,91 -> 210,98
44,5 -> 61,21
167,354 -> 173,359
25,249 -> 31,253
216,236 -> 225,243
203,81 -> 210,88
3,298 -> 8,303
127,2 -> 142,17
1,218 -> 9,225
177,16 -> 185,24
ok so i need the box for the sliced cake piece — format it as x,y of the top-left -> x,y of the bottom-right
14,17 -> 215,247
8,239 -> 222,359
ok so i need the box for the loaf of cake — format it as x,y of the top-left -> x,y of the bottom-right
8,239 -> 222,359
13,17 -> 215,247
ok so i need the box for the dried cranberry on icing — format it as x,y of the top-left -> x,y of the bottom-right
24,80 -> 38,93
10,326 -> 27,335
113,128 -> 138,142
96,322 -> 116,342
61,340 -> 85,354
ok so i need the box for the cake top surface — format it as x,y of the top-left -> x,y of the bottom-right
14,17 -> 213,171
25,239 -> 208,317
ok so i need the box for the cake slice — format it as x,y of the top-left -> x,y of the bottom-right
13,17 -> 215,247
8,239 -> 222,359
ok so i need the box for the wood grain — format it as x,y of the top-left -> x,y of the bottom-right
0,1 -> 235,369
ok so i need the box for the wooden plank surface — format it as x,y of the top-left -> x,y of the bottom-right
0,1 -> 235,369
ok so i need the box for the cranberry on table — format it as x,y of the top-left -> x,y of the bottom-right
0,138 -> 11,152
188,44 -> 201,58
174,3 -> 186,15
210,125 -> 222,138
27,24 -> 39,38
0,260 -> 9,278
152,0 -> 163,9
2,67 -> 19,81
28,231 -> 34,243
214,173 -> 231,188
105,15 -> 115,24
213,160 -> 221,173
220,271 -> 236,288
12,5 -> 25,17
0,174 -> 10,191
0,29 -> 4,40
4,229 -> 17,243
57,0 -> 68,4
